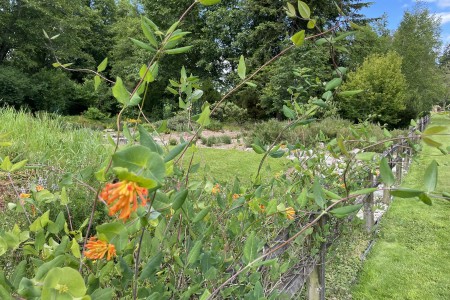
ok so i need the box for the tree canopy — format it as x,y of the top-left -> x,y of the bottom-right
0,0 -> 446,125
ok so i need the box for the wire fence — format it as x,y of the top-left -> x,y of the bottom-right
276,115 -> 431,299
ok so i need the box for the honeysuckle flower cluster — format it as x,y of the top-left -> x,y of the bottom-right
211,183 -> 221,195
84,236 -> 116,261
285,207 -> 295,220
100,180 -> 149,220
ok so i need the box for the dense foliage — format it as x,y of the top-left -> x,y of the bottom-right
338,52 -> 407,126
0,1 -> 449,299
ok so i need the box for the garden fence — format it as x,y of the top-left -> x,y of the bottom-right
276,115 -> 430,299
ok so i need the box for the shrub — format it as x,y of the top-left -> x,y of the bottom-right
169,138 -> 178,145
205,119 -> 223,131
220,135 -> 232,144
83,107 -> 110,121
250,119 -> 286,145
154,111 -> 199,132
337,51 -> 407,127
205,136 -> 218,147
210,102 -> 248,123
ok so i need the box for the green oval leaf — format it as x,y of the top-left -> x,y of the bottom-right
350,188 -> 377,196
390,188 -> 424,198
307,19 -> 316,29
298,1 -> 311,19
355,152 -> 377,161
290,30 -> 305,46
423,137 -> 442,148
238,55 -> 246,80
283,105 -> 296,119
112,145 -> 165,184
187,241 -> 202,266
141,18 -> 158,48
196,103 -> 211,126
139,252 -> 163,280
138,124 -> 163,154
285,2 -> 296,18
97,57 -> 108,72
112,77 -> 130,106
139,64 -> 155,83
96,222 -> 126,243
380,157 -> 395,186
423,125 -> 447,135
325,78 -> 342,91
423,160 -> 438,193
330,204 -> 363,218
418,193 -> 432,206
251,144 -> 266,154
199,0 -> 221,5
172,189 -> 188,210
164,141 -> 189,163
269,150 -> 285,158
192,207 -> 210,223
94,75 -> 101,91
243,232 -> 259,264
130,38 -> 156,52
165,46 -> 192,55
313,177 -> 326,208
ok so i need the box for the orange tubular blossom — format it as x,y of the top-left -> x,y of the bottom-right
285,207 -> 295,220
100,180 -> 148,220
84,236 -> 116,261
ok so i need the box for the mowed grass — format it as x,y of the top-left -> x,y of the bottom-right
352,113 -> 450,299
180,147 -> 286,183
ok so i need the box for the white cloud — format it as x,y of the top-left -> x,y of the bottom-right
417,0 -> 450,8
435,12 -> 450,24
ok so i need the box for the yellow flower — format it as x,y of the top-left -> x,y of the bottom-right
100,180 -> 148,220
211,184 -> 221,195
36,185 -> 45,192
84,236 -> 116,261
19,193 -> 31,198
285,207 -> 295,220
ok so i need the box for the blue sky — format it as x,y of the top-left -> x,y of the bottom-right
361,0 -> 450,44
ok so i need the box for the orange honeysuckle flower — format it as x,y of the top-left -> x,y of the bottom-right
100,180 -> 148,220
232,193 -> 240,200
259,204 -> 266,213
84,236 -> 116,261
211,184 -> 221,195
285,207 -> 295,220
36,185 -> 45,192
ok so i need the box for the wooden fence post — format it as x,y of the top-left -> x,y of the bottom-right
396,137 -> 404,184
307,216 -> 327,300
307,266 -> 320,300
363,172 -> 374,232
318,217 -> 327,300
382,189 -> 391,205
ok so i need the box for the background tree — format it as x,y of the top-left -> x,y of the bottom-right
392,5 -> 445,122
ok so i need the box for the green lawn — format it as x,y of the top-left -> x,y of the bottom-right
352,113 -> 450,299
180,147 -> 286,183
